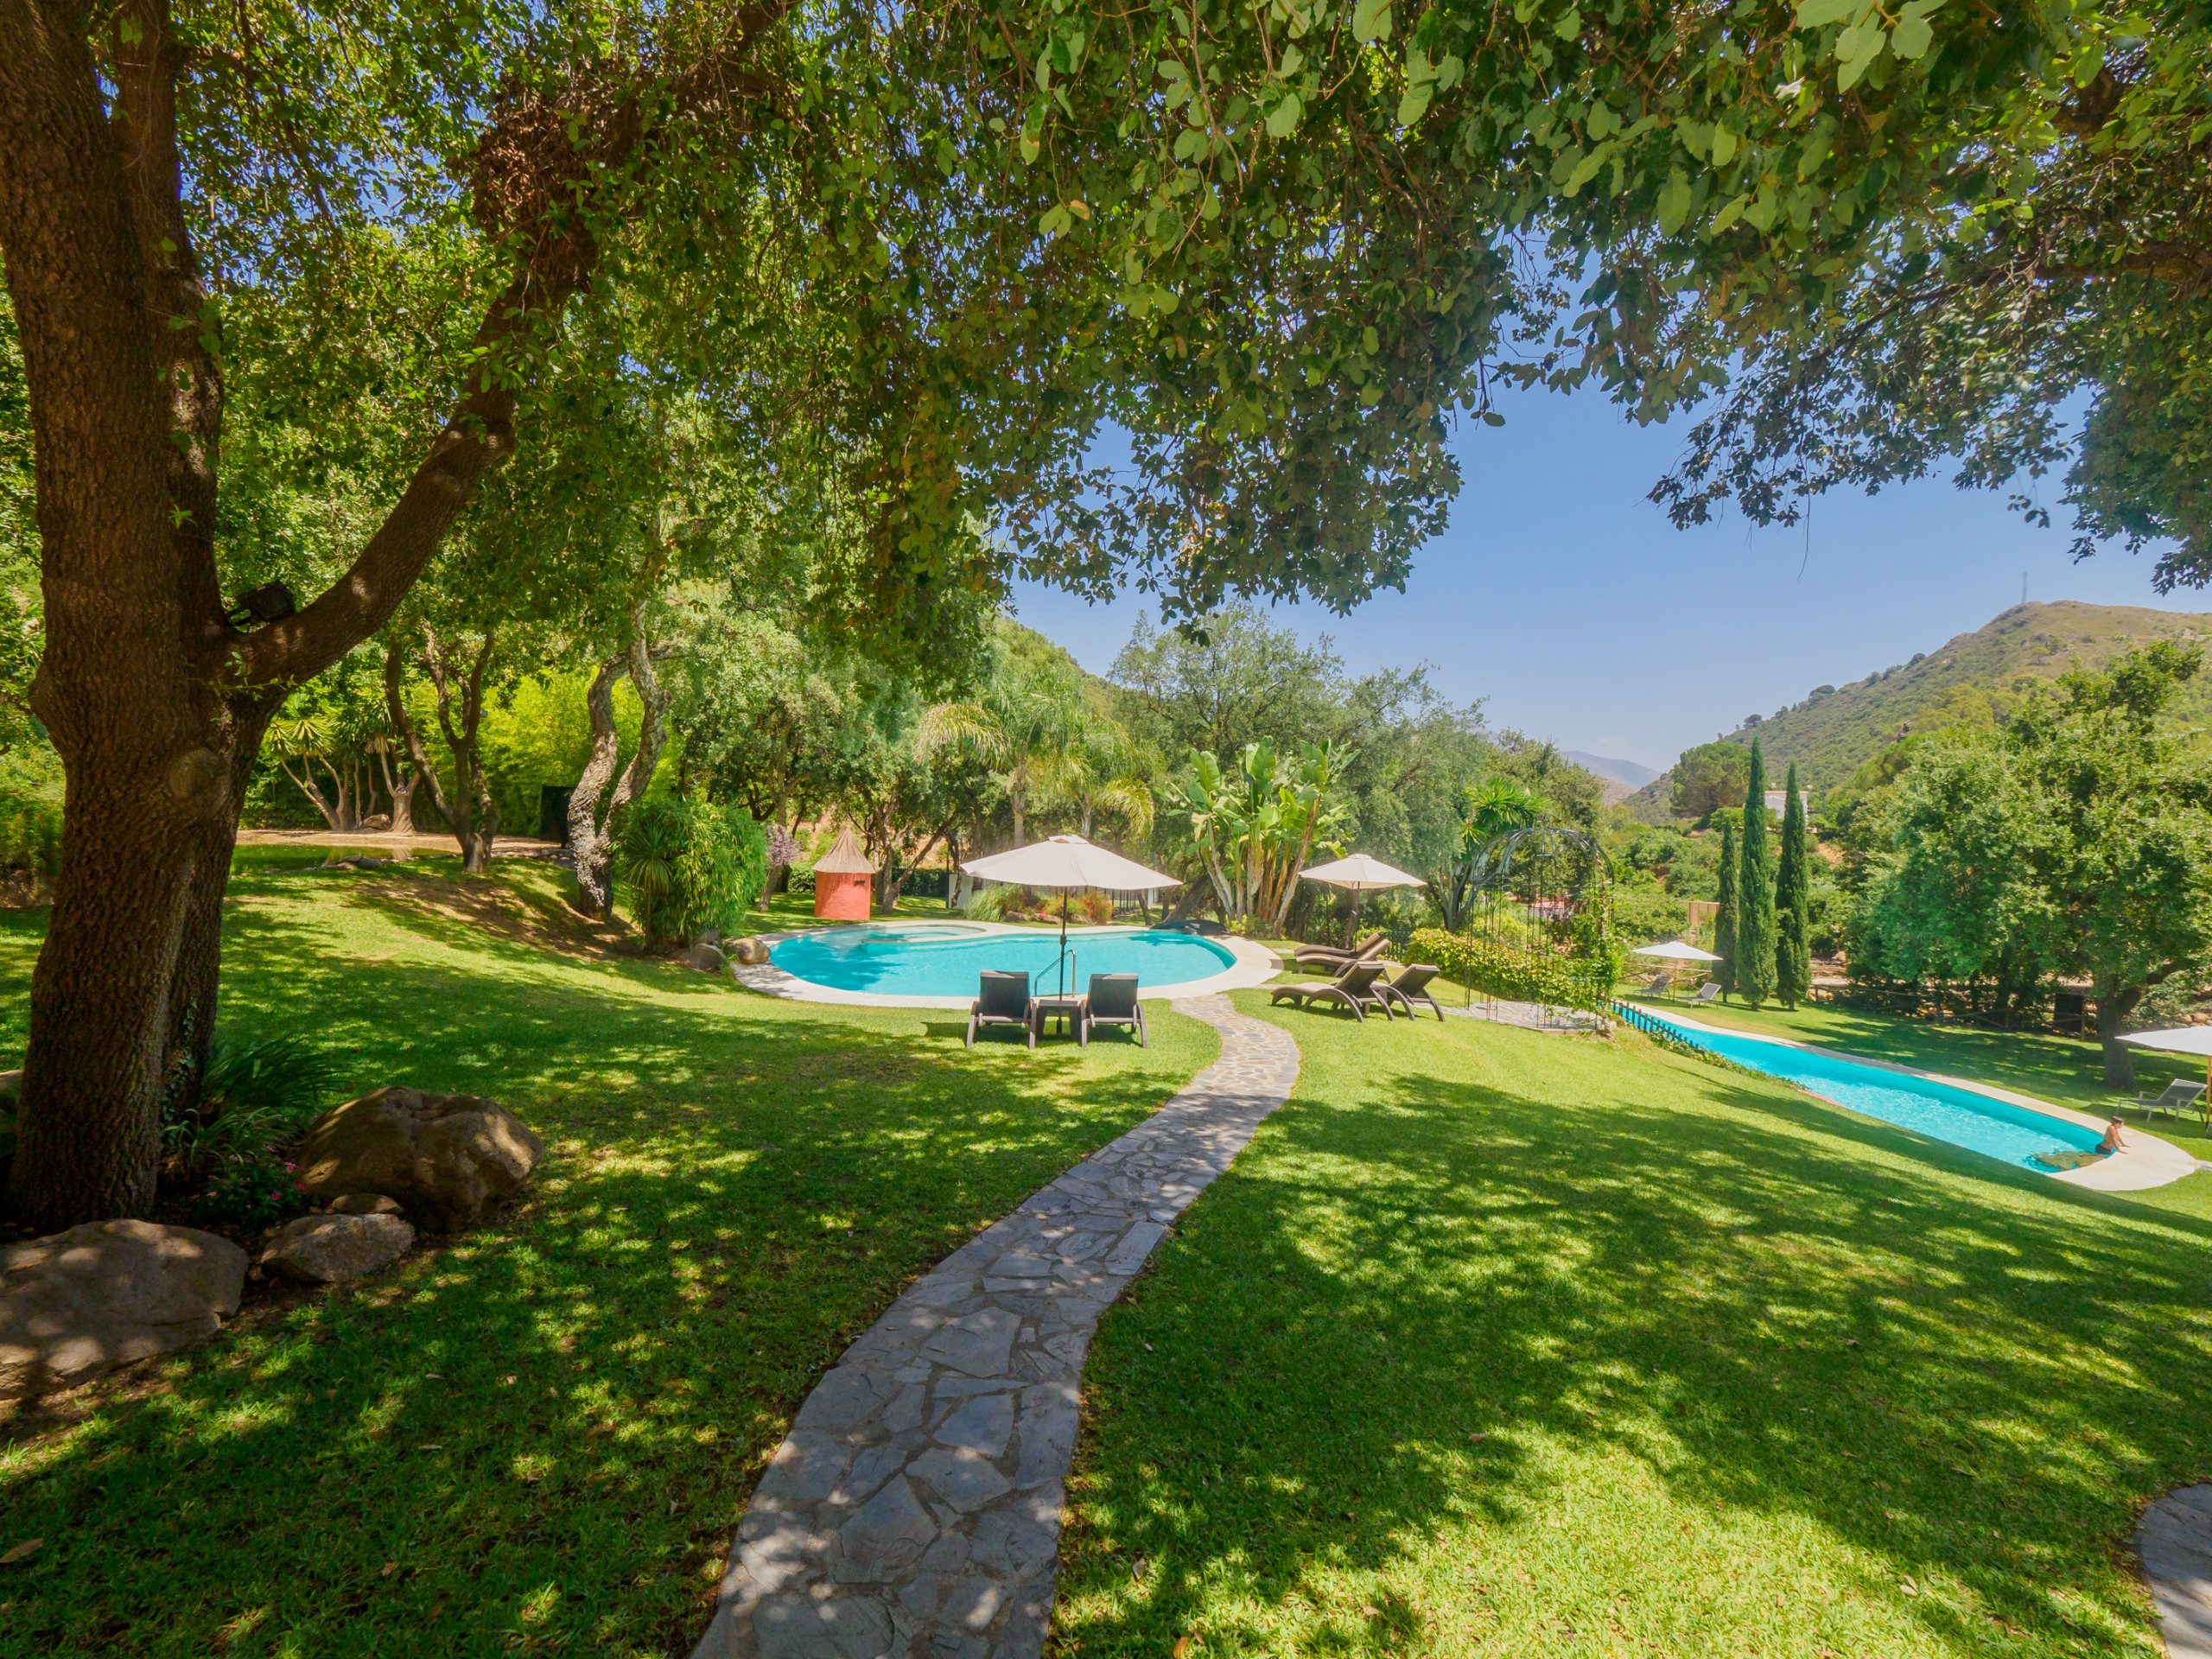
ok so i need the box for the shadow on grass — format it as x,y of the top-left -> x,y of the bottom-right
1057,1018 -> 2212,1657
0,893 -> 1215,1659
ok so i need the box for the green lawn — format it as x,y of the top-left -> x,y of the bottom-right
1621,990 -> 2212,1164
0,856 -> 1216,1658
1054,995 -> 2212,1659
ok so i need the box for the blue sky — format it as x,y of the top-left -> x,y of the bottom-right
1008,387 -> 2202,773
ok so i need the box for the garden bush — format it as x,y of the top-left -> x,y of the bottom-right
614,798 -> 769,949
1407,926 -> 1616,1010
1077,890 -> 1116,925
0,753 -> 62,893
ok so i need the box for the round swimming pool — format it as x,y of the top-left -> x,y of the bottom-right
768,923 -> 1239,1000
1650,1013 -> 2103,1173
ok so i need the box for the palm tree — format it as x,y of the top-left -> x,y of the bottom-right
1432,773 -> 1546,931
1037,717 -> 1156,842
914,655 -> 1085,844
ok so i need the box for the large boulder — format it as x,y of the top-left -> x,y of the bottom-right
684,941 -> 727,973
295,1088 -> 545,1231
1,1220 -> 247,1399
262,1213 -> 415,1284
729,936 -> 772,967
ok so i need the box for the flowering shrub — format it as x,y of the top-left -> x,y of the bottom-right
197,1149 -> 312,1229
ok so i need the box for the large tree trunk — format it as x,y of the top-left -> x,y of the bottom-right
2094,984 -> 2145,1090
374,736 -> 418,836
567,654 -> 629,918
566,613 -> 674,918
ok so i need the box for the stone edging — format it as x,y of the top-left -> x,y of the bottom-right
689,993 -> 1300,1659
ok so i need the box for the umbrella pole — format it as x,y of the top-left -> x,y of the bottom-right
1060,892 -> 1069,998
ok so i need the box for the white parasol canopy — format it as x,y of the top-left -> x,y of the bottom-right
961,836 -> 1182,997
1298,853 -> 1423,893
962,835 -> 1179,894
1632,940 -> 1723,962
2117,1026 -> 2212,1059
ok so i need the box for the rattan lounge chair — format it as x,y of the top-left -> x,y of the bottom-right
967,969 -> 1034,1049
1379,963 -> 1446,1021
1083,974 -> 1147,1046
1268,960 -> 1391,1021
1687,982 -> 1722,1007
1294,931 -> 1388,970
2135,1078 -> 2204,1120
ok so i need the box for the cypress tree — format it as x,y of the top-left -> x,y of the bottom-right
1775,760 -> 1812,1009
1713,818 -> 1738,1000
1737,741 -> 1779,1008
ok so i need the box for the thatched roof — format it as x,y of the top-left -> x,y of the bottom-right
811,826 -> 876,874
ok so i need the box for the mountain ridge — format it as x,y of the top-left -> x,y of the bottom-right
1622,600 -> 2212,818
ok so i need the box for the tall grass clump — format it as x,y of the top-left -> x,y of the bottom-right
614,798 -> 768,949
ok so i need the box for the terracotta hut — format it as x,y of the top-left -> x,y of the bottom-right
811,827 -> 876,922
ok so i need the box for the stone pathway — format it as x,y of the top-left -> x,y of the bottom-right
2140,1485 -> 2212,1656
690,994 -> 1301,1659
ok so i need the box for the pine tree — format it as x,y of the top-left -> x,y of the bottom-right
1775,760 -> 1812,1009
1737,741 -> 1779,1008
1713,818 -> 1738,1000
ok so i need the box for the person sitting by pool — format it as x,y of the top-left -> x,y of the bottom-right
2098,1116 -> 2127,1154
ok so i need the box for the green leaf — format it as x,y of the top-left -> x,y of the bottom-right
1711,192 -> 1749,233
1482,410 -> 1506,426
1351,0 -> 1392,41
1397,81 -> 1433,128
1552,7 -> 1581,38
1792,0 -> 1857,25
1656,168 -> 1694,235
1890,0 -> 1938,59
1709,125 -> 1738,167
1039,204 -> 1071,237
1563,143 -> 1609,195
1266,92 -> 1303,137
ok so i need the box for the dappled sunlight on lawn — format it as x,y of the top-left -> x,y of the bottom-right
1054,1001 -> 2212,1658
0,871 -> 1217,1658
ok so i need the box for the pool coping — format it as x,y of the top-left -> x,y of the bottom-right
1649,1008 -> 2200,1192
728,920 -> 1283,1010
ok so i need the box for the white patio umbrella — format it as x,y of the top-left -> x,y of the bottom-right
2118,1026 -> 2212,1122
1631,940 -> 1723,962
961,835 -> 1180,995
1298,853 -> 1424,892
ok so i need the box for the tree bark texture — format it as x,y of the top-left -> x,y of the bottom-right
567,655 -> 629,918
565,613 -> 673,918
2096,985 -> 2145,1090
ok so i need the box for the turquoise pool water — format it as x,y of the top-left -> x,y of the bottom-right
769,924 -> 1238,999
1649,1014 -> 2104,1173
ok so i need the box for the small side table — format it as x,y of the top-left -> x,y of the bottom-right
1031,995 -> 1089,1045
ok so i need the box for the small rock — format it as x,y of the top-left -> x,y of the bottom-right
295,1087 -> 546,1231
2,1219 -> 247,1399
730,937 -> 772,967
328,1192 -> 404,1217
684,941 -> 727,973
262,1213 -> 415,1284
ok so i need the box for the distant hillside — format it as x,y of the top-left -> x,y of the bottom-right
1628,601 -> 2212,816
1564,751 -> 1662,791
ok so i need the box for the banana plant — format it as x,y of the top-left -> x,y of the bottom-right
1165,741 -> 1352,928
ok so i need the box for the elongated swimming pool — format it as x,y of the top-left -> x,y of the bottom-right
1647,1012 -> 2105,1173
768,923 -> 1240,1000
